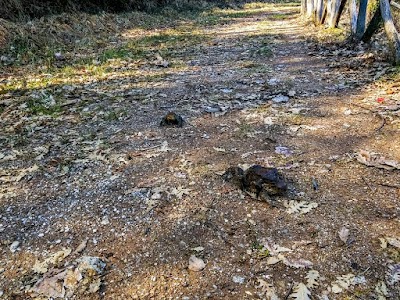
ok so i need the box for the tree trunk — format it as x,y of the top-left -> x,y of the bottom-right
307,0 -> 315,18
380,0 -> 400,64
321,0 -> 328,24
316,0 -> 325,23
361,5 -> 383,42
301,0 -> 307,15
355,0 -> 368,39
349,0 -> 358,34
328,0 -> 347,28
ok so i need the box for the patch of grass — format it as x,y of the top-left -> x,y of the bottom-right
244,2 -> 271,9
258,248 -> 270,258
254,42 -> 273,57
236,123 -> 255,138
26,92 -> 62,116
270,13 -> 288,20
251,241 -> 264,250
104,109 -> 128,121
100,48 -> 132,61
316,27 -> 347,43
240,61 -> 261,69
133,30 -> 209,50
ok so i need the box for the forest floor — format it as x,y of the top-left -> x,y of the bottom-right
0,2 -> 400,300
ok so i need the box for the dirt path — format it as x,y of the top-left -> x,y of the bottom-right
0,3 -> 400,300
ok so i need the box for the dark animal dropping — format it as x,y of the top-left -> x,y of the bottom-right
160,112 -> 184,127
223,165 -> 287,203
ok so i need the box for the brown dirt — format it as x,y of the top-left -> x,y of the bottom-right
1,3 -> 400,300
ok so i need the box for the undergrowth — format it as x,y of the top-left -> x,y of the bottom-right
0,1 -> 280,94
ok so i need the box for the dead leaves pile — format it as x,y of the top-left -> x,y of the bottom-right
27,242 -> 106,299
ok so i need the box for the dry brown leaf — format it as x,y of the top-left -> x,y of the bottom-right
338,227 -> 350,244
356,150 -> 400,170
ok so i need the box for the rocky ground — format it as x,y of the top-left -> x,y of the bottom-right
0,2 -> 400,299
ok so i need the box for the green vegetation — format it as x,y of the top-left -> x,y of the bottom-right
26,92 -> 62,116
0,1 -> 277,95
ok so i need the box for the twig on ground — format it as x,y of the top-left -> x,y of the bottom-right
375,113 -> 386,132
284,282 -> 294,300
377,182 -> 400,189
361,176 -> 375,193
349,102 -> 387,132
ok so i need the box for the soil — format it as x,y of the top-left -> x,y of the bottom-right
0,2 -> 400,300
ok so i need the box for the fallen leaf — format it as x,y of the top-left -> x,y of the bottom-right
153,53 -> 169,67
267,256 -> 283,265
306,270 -> 319,289
263,240 -> 293,256
331,273 -> 355,294
290,283 -> 311,300
386,237 -> 400,249
275,146 -> 293,156
256,279 -> 280,300
31,269 -> 68,298
213,147 -> 226,153
356,150 -> 400,170
282,257 -> 313,269
387,264 -> 400,285
375,281 -> 388,299
284,200 -> 318,214
338,227 -> 350,244
170,186 -> 191,200
379,238 -> 388,249
158,141 -> 171,152
33,249 -> 72,274
191,247 -> 204,252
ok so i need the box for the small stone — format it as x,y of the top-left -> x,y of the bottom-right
272,94 -> 289,103
10,241 -> 20,253
268,78 -> 279,86
188,255 -> 205,272
101,217 -> 110,225
232,275 -> 245,284
343,109 -> 352,115
54,52 -> 64,60
288,90 -> 296,97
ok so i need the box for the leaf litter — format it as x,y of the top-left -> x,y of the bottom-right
0,2 -> 399,300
